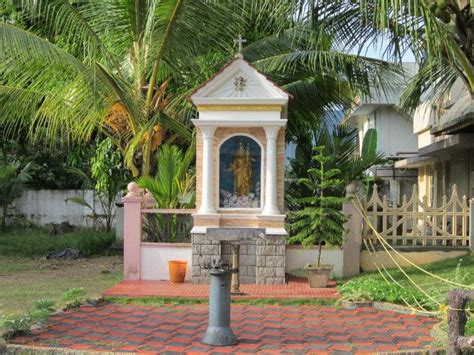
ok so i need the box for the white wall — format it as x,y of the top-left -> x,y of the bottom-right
357,107 -> 417,158
140,243 -> 192,281
139,243 -> 345,281
375,107 -> 418,156
413,101 -> 436,135
12,189 -> 114,228
417,129 -> 435,149
285,246 -> 344,278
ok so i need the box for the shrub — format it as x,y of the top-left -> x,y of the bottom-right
0,228 -> 115,257
29,299 -> 56,321
62,288 -> 87,310
2,299 -> 56,339
74,230 -> 115,256
28,309 -> 52,322
2,314 -> 32,339
34,299 -> 55,312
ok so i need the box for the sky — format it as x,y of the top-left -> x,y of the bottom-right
355,43 -> 416,63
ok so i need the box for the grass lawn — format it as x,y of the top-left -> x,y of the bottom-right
339,253 -> 473,307
107,296 -> 337,307
338,253 -> 474,340
0,256 -> 122,318
0,227 -> 122,337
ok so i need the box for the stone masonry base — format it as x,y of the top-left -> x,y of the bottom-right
191,232 -> 286,285
255,234 -> 285,285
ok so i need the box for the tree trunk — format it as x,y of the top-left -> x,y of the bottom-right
106,215 -> 111,232
141,136 -> 152,177
2,203 -> 7,230
317,241 -> 323,267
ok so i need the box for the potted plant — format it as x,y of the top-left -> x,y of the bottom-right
288,146 -> 348,288
339,290 -> 374,309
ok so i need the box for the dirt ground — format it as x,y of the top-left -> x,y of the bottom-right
0,255 -> 123,318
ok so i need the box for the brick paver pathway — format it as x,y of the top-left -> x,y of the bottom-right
103,278 -> 339,300
11,302 -> 438,353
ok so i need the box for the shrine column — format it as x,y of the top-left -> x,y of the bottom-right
262,126 -> 280,215
199,126 -> 217,214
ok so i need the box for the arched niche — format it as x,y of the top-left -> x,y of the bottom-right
218,135 -> 262,208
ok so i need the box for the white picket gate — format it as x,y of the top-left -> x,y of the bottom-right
364,184 -> 472,249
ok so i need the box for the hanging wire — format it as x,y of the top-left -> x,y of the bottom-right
353,196 -> 473,315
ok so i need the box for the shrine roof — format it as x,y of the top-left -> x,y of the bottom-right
190,56 -> 291,106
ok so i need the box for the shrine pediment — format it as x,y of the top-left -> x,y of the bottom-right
191,57 -> 289,106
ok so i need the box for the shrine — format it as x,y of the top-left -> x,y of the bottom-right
190,45 -> 290,285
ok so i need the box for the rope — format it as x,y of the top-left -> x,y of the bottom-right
353,197 -> 473,314
363,237 -> 435,314
355,197 -> 473,289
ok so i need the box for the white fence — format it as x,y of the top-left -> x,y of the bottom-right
364,184 -> 472,249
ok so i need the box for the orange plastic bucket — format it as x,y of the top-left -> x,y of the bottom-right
168,260 -> 187,283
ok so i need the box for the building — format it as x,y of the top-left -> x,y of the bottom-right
396,79 -> 474,203
345,63 -> 419,204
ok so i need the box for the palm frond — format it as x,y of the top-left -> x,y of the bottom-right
17,0 -> 124,69
316,0 -> 474,102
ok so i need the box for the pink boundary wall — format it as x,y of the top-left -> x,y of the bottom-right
122,182 -> 194,281
123,182 -> 143,280
122,182 -> 362,281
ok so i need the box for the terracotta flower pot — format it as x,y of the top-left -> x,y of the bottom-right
305,264 -> 333,288
169,260 -> 187,283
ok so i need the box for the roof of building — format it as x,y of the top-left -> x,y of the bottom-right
431,89 -> 474,135
343,62 -> 418,122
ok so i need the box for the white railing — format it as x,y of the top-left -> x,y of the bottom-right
364,184 -> 472,248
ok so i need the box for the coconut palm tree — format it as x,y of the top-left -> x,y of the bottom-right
1,0 -> 401,177
0,0 -> 245,176
315,0 -> 474,107
243,30 -> 402,141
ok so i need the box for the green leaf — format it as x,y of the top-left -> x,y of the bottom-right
66,196 -> 93,211
361,128 -> 378,159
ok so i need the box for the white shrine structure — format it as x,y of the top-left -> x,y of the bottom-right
121,48 -> 361,284
189,53 -> 290,284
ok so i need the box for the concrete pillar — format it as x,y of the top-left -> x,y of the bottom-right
342,182 -> 363,278
447,289 -> 474,354
262,126 -> 280,215
123,182 -> 143,280
199,126 -> 217,214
